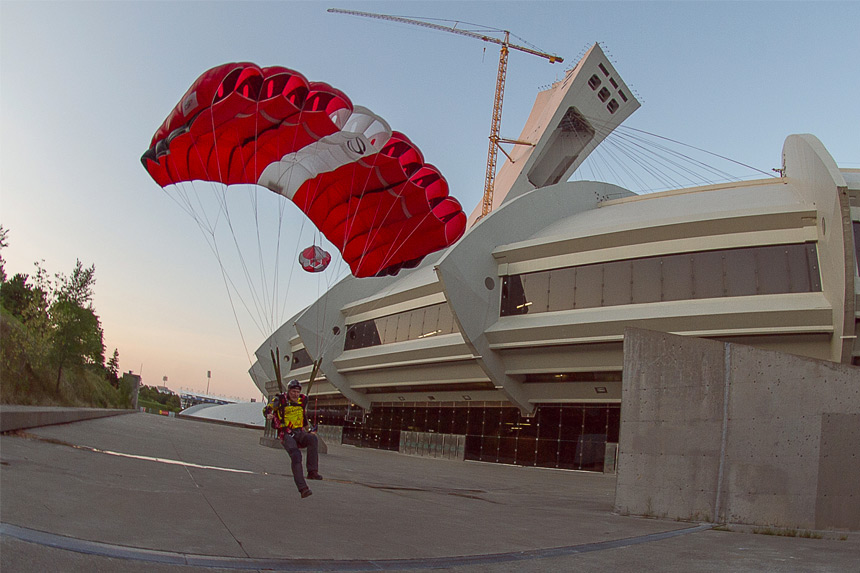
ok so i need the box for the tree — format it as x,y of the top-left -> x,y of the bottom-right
0,225 -> 8,283
1,273 -> 36,318
106,348 -> 120,388
49,299 -> 105,390
56,259 -> 96,309
48,260 -> 104,390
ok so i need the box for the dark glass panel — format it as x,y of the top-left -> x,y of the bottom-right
498,437 -> 517,464
536,438 -> 559,468
547,267 -> 576,312
558,439 -> 580,469
583,405 -> 607,435
342,427 -> 361,446
692,250 -> 725,299
466,406 -> 484,435
725,248 -> 757,296
756,245 -> 790,294
498,407 -> 519,437
395,313 -> 411,343
520,272 -> 551,314
408,307 -> 426,341
607,406 -> 621,443
412,407 -> 428,432
364,409 -> 376,429
854,222 -> 860,273
378,406 -> 392,430
464,434 -> 482,461
390,407 -> 403,431
574,264 -> 603,309
424,405 -> 441,433
378,315 -> 398,345
483,407 -> 502,436
537,406 -> 561,440
439,408 -> 456,434
399,406 -> 414,431
661,254 -> 693,301
501,276 -> 527,317
560,406 -> 584,441
786,244 -> 812,292
421,305 -> 441,339
579,437 -> 606,472
452,407 -> 468,435
437,303 -> 456,334
481,436 -> 500,462
603,260 -> 632,307
631,257 -> 662,304
515,437 -> 537,466
514,413 -> 539,438
289,347 -> 312,370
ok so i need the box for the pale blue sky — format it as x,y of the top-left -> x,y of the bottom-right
2,1 -> 857,400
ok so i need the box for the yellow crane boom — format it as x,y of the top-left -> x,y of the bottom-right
328,8 -> 562,219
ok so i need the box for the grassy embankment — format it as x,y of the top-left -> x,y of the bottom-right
0,309 -> 130,408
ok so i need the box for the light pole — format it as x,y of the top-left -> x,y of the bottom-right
206,370 -> 211,394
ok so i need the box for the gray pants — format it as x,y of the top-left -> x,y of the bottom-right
281,430 -> 319,492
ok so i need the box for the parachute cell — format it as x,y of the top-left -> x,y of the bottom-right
142,62 -> 466,277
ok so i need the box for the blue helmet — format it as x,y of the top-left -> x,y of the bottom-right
287,379 -> 301,390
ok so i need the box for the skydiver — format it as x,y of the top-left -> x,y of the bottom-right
263,379 -> 322,498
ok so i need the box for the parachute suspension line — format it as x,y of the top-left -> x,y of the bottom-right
372,208 -> 437,274
168,138 -> 274,340
270,196 -> 289,332
208,166 -> 273,333
277,212 -> 307,328
246,105 -> 276,334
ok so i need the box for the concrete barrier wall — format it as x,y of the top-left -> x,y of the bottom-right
615,328 -> 860,530
400,431 -> 465,460
0,406 -> 133,433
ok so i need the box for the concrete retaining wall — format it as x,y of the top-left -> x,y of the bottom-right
0,406 -> 134,433
614,328 -> 860,530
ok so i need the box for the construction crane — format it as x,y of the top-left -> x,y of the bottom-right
328,8 -> 562,219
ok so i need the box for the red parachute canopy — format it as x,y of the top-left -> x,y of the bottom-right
299,245 -> 331,273
142,62 -> 466,278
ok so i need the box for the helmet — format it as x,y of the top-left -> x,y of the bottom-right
287,379 -> 302,390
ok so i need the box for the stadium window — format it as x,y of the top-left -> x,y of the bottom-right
499,243 -> 821,317
598,87 -> 611,102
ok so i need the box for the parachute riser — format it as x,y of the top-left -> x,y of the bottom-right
270,347 -> 285,394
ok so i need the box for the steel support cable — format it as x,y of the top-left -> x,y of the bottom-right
602,134 -> 695,191
612,129 -> 744,185
619,125 -> 777,179
595,136 -> 662,191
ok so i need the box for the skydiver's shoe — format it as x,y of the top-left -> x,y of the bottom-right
300,488 -> 312,498
307,471 -> 323,480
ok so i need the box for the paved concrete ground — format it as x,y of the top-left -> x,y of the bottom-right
1,412 -> 856,572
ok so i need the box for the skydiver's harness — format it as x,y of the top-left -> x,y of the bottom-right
264,393 -> 312,442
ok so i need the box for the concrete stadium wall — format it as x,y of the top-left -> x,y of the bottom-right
614,328 -> 859,531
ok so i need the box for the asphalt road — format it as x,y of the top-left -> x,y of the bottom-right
1,412 -> 856,571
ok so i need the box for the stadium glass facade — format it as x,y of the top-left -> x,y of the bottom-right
311,402 -> 620,472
